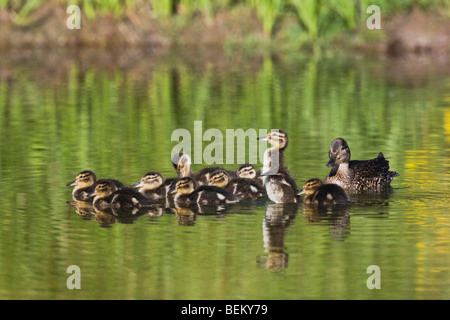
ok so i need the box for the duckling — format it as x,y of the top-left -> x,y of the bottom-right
208,170 -> 266,200
88,179 -> 153,211
130,172 -> 173,201
66,170 -> 125,201
298,178 -> 349,205
258,130 -> 301,203
324,138 -> 399,192
170,177 -> 238,205
236,163 -> 264,188
172,153 -> 237,186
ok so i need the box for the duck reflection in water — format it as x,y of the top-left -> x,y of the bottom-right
257,203 -> 299,272
298,178 -> 352,241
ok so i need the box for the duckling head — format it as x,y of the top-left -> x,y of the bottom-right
88,180 -> 117,199
172,153 -> 192,178
66,170 -> 97,188
326,138 -> 351,167
236,164 -> 257,179
170,177 -> 197,195
208,171 -> 230,188
257,129 -> 289,151
298,178 -> 324,196
131,172 -> 163,190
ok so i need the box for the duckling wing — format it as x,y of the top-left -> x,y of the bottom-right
227,178 -> 266,200
111,188 -> 155,208
264,173 -> 300,204
192,185 -> 238,204
315,184 -> 349,205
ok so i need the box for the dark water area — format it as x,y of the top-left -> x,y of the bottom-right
0,49 -> 449,299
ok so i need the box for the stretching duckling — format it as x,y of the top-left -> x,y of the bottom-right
131,172 -> 176,201
172,153 -> 237,186
170,177 -> 238,205
298,178 -> 349,205
258,130 -> 301,203
88,179 -> 153,211
324,138 -> 399,192
208,170 -> 266,200
66,170 -> 125,201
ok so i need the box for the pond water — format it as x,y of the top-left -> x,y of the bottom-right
0,49 -> 449,300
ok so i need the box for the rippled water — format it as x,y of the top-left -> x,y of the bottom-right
0,49 -> 449,299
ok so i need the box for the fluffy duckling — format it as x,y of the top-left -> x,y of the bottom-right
170,177 -> 238,205
258,130 -> 301,203
88,179 -> 153,211
130,172 -> 175,201
208,170 -> 266,200
172,153 -> 237,186
298,178 -> 349,205
66,170 -> 125,201
324,138 -> 399,192
236,163 -> 264,187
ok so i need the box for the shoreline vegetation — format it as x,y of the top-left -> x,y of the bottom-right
0,0 -> 449,58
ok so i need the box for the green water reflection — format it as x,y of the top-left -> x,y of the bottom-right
0,50 -> 449,299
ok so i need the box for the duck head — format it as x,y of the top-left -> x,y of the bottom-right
66,170 -> 97,188
326,138 -> 351,167
208,171 -> 230,188
88,180 -> 117,199
131,172 -> 164,191
257,129 -> 289,151
169,177 -> 197,195
298,178 -> 324,196
236,164 -> 257,179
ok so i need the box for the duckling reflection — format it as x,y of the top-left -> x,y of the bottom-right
93,209 -> 116,227
257,203 -> 299,272
172,204 -> 197,226
66,200 -> 95,219
301,203 -> 351,242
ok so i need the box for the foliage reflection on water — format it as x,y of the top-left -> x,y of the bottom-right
0,49 -> 449,299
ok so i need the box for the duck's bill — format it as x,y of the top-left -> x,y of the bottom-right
66,180 -> 77,186
257,136 -> 268,142
297,190 -> 306,196
87,190 -> 97,197
130,181 -> 143,188
326,158 -> 336,167
168,187 -> 177,195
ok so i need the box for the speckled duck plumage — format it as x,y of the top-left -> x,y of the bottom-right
324,138 -> 399,192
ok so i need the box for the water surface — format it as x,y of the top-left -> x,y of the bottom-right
0,49 -> 449,299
